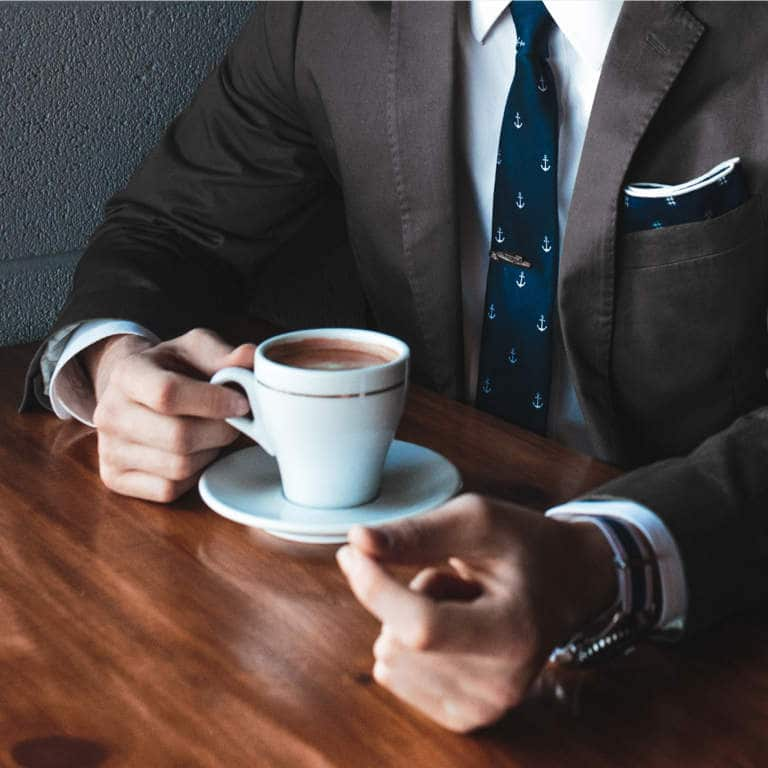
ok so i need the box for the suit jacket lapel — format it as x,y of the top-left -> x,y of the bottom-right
387,1 -> 464,398
559,1 -> 705,463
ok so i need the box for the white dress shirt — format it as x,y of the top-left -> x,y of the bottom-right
40,0 -> 686,632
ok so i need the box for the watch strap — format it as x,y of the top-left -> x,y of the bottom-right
550,516 -> 661,667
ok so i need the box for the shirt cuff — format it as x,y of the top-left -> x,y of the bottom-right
48,319 -> 159,427
39,322 -> 82,404
546,500 -> 687,635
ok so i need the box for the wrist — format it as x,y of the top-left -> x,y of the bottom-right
551,517 -> 662,667
82,334 -> 154,400
555,520 -> 619,643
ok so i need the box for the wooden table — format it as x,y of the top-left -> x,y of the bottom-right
1,341 -> 767,767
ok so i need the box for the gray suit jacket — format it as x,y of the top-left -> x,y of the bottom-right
23,2 -> 768,635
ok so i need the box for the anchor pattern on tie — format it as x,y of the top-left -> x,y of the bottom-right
477,1 -> 558,434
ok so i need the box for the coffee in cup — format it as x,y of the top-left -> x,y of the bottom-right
211,328 -> 409,509
264,337 -> 399,371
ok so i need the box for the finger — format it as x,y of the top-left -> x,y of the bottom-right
337,546 -> 502,652
337,545 -> 433,634
372,632 -> 523,730
102,401 -> 239,454
100,468 -> 200,504
348,493 -> 498,564
448,557 -> 474,581
119,354 -> 249,418
374,628 -> 500,672
372,651 -> 501,734
409,567 -> 483,601
171,328 -> 254,378
375,628 -> 531,702
102,440 -> 220,482
447,556 -> 498,588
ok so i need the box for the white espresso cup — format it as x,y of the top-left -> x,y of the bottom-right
211,328 -> 410,509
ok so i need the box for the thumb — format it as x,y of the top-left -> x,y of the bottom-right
220,343 -> 257,369
348,493 -> 496,565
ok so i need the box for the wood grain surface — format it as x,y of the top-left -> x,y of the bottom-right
1,339 -> 767,768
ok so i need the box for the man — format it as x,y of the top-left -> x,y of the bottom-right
22,1 -> 768,733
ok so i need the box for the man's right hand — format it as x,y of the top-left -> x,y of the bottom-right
84,328 -> 254,503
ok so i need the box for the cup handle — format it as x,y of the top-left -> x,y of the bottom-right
210,367 -> 276,456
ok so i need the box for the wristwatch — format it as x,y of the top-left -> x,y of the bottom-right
549,516 -> 661,667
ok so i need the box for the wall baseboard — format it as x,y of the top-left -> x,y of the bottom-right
0,252 -> 81,346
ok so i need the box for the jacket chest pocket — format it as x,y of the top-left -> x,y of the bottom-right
612,195 -> 767,462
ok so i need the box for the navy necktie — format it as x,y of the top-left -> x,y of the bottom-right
476,1 -> 558,434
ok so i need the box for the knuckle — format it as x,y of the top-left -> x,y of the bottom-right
462,493 -> 496,536
183,327 -> 212,347
168,422 -> 193,454
155,480 -> 180,504
168,454 -> 194,481
151,376 -> 178,414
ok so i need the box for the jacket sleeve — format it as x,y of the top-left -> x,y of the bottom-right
588,409 -> 768,636
22,2 -> 333,408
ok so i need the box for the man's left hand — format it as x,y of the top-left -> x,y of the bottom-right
336,493 -> 617,732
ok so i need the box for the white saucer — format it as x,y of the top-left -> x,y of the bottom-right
198,440 -> 462,544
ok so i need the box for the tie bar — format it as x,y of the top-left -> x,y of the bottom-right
490,250 -> 532,269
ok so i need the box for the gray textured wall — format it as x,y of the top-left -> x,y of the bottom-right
0,1 -> 255,345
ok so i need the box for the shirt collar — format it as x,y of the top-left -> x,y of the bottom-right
469,0 -> 624,71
